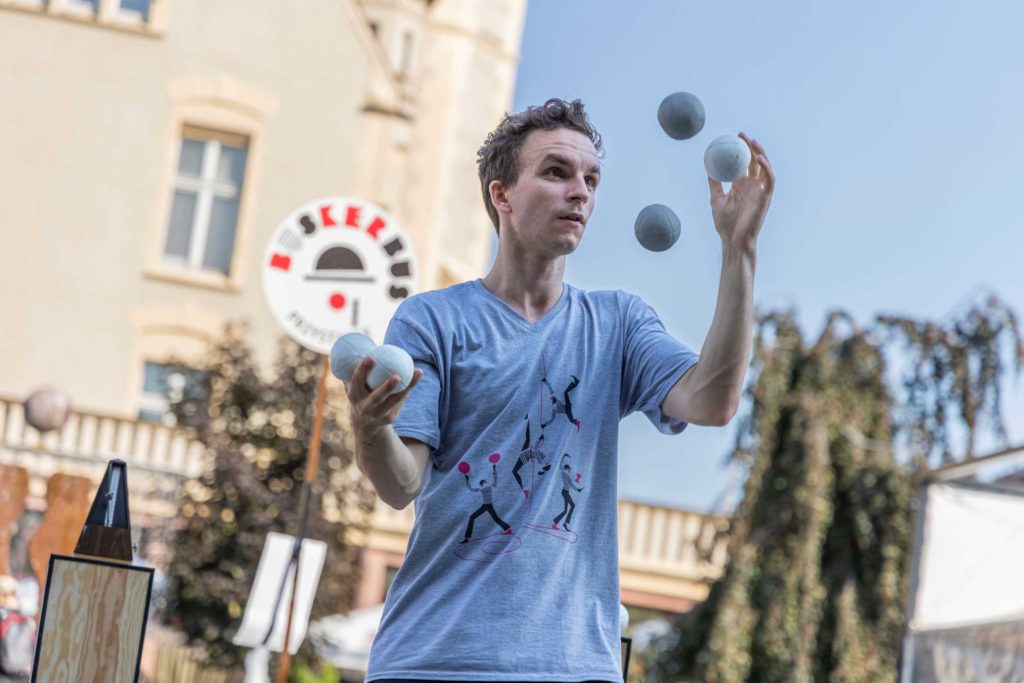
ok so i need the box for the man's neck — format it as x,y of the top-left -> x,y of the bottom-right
481,246 -> 565,324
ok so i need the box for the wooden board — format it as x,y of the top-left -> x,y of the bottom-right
33,555 -> 153,683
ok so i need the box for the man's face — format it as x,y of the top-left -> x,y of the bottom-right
496,128 -> 601,257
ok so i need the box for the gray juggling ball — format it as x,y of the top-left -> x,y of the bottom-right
657,92 -> 706,140
634,204 -> 681,252
704,134 -> 752,183
329,332 -> 377,383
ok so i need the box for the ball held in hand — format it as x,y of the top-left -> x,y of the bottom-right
329,332 -> 377,383
458,461 -> 470,474
366,344 -> 415,394
704,134 -> 752,183
634,204 -> 681,252
657,92 -> 705,140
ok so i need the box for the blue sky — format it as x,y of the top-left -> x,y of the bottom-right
510,0 -> 1024,512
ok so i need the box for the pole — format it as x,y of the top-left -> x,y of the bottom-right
276,354 -> 330,683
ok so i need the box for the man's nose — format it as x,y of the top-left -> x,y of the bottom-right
566,174 -> 588,202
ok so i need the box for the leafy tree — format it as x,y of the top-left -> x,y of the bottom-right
656,294 -> 1023,682
162,324 -> 377,669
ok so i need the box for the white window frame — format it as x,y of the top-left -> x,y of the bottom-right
113,0 -> 149,21
138,362 -> 190,426
3,0 -> 168,34
162,126 -> 248,275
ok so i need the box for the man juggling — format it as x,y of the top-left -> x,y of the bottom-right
341,98 -> 774,682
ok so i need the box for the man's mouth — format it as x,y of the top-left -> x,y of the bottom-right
560,213 -> 585,225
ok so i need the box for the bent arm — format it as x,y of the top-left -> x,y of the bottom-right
357,432 -> 431,509
662,244 -> 755,426
662,134 -> 773,428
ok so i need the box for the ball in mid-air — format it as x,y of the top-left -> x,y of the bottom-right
704,135 -> 752,183
657,92 -> 705,140
366,344 -> 415,394
634,204 -> 681,252
329,332 -> 377,383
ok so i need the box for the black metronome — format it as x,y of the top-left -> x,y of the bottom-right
73,458 -> 133,562
33,459 -> 153,682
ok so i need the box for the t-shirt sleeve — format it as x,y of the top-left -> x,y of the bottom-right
382,315 -> 443,450
620,294 -> 700,434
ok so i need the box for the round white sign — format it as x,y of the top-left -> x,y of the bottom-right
262,197 -> 417,353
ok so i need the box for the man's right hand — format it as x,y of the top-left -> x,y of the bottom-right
345,356 -> 430,509
346,355 -> 423,444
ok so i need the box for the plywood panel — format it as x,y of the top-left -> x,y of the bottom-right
34,555 -> 152,683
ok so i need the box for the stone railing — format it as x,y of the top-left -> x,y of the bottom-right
617,499 -> 727,583
0,395 -> 208,516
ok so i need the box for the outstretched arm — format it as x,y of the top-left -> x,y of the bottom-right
662,134 -> 774,427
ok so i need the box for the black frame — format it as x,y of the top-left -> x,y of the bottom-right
32,554 -> 154,683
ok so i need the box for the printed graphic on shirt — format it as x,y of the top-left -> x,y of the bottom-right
452,350 -> 588,561
513,415 -> 550,498
541,375 -> 582,431
453,453 -> 522,564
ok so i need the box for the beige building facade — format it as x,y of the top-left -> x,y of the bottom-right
0,0 -> 523,412
0,0 -> 725,629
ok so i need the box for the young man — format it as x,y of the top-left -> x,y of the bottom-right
347,99 -> 774,682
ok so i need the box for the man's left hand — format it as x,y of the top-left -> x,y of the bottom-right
708,133 -> 775,252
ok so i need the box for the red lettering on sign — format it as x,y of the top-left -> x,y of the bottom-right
366,216 -> 387,240
320,204 -> 337,228
345,205 -> 361,228
270,253 -> 291,271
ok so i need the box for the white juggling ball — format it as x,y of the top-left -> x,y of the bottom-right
657,92 -> 705,140
366,344 -> 415,394
634,204 -> 681,252
329,332 -> 377,383
703,134 -> 752,183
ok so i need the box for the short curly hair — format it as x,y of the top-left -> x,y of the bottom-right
477,98 -> 603,233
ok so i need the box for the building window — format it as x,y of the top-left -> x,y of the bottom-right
163,126 -> 249,276
117,0 -> 150,21
138,362 -> 206,426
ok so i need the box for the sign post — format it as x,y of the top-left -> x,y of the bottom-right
260,197 -> 416,682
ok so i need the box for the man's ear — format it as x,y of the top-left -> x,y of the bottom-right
489,179 -> 512,216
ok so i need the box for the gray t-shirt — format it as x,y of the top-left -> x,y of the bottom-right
366,280 -> 699,682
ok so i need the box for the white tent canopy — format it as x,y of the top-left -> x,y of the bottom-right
911,481 -> 1024,631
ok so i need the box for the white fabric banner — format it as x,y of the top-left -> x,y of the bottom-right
912,482 -> 1024,630
232,532 -> 327,654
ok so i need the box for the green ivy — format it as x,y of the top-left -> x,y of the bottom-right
656,295 -> 1022,682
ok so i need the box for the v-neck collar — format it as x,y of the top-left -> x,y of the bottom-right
472,278 -> 570,332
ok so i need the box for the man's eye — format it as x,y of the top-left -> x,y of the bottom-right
585,177 -> 596,188
546,167 -> 564,177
